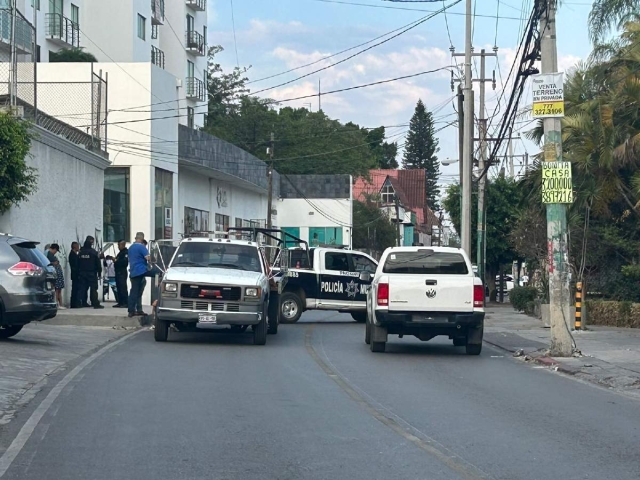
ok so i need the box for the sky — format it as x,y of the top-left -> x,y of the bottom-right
207,0 -> 594,187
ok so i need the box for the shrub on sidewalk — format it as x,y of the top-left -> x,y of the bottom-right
510,286 -> 538,313
586,300 -> 640,328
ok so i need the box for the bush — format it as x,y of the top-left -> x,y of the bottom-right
586,300 -> 640,328
510,286 -> 538,312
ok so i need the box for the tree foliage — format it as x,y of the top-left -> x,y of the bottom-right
49,47 -> 98,62
352,200 -> 397,255
0,114 -> 37,213
403,99 -> 440,210
204,46 -> 397,178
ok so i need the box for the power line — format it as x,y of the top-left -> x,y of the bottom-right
230,0 -> 240,68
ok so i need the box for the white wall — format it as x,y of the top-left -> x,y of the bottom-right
277,198 -> 352,248
0,126 -> 109,306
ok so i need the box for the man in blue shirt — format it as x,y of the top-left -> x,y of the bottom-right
127,232 -> 150,317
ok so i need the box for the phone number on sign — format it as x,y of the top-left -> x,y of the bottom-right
542,190 -> 574,204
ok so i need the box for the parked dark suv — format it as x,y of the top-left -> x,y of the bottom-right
0,234 -> 57,339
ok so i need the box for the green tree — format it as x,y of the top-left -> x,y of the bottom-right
588,0 -> 640,42
0,114 -> 37,213
49,47 -> 98,62
403,99 -> 440,210
352,200 -> 397,254
364,126 -> 398,169
443,177 -> 522,300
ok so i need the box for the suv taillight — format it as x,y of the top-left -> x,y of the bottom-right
473,285 -> 484,308
8,262 -> 43,276
377,283 -> 389,306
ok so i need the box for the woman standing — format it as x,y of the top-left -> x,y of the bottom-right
47,244 -> 66,309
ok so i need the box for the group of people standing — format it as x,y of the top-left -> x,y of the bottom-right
47,232 -> 155,318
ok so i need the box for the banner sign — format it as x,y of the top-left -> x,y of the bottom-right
532,73 -> 565,118
542,161 -> 573,204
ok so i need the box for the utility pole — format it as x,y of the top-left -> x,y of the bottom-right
541,0 -> 573,356
457,84 -> 464,213
508,130 -> 515,178
266,132 -> 274,229
394,195 -> 401,247
474,48 -> 497,287
9,0 -> 17,108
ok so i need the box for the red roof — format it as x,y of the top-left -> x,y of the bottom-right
353,169 -> 439,230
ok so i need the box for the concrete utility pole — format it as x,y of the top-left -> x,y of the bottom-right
541,0 -> 574,356
266,132 -> 274,229
474,48 -> 497,286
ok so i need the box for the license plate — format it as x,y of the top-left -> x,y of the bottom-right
412,315 -> 447,323
198,313 -> 217,324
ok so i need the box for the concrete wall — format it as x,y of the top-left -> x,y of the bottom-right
0,126 -> 110,306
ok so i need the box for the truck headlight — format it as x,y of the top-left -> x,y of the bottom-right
163,282 -> 177,292
245,287 -> 261,299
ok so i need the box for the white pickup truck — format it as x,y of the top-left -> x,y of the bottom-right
364,246 -> 485,354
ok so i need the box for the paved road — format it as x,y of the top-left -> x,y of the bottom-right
1,311 -> 640,480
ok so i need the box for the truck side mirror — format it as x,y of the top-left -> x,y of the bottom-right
359,272 -> 371,282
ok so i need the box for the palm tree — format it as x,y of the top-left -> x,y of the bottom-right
589,0 -> 640,43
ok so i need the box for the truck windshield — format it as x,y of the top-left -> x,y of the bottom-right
171,243 -> 262,273
382,251 -> 468,275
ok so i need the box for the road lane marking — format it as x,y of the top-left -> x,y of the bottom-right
304,325 -> 493,480
0,329 -> 144,478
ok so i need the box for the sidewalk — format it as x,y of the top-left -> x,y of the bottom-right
484,305 -> 640,398
47,301 -> 152,327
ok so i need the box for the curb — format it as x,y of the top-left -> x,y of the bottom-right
484,337 -> 580,375
45,313 -> 150,328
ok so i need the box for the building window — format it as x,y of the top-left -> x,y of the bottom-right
215,213 -> 229,232
137,14 -> 146,40
36,45 -> 41,62
154,168 -> 173,239
31,0 -> 40,10
380,184 -> 395,204
187,14 -> 194,34
103,168 -> 130,242
310,227 -> 343,247
151,24 -> 158,39
49,0 -> 62,14
203,24 -> 207,42
184,207 -> 209,235
70,4 -> 79,26
187,106 -> 194,129
187,59 -> 194,78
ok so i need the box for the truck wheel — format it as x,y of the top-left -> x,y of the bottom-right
154,317 -> 169,342
0,325 -> 23,339
268,296 -> 279,335
253,306 -> 268,345
370,341 -> 386,353
465,325 -> 483,355
453,337 -> 467,347
350,312 -> 367,323
365,316 -> 371,345
465,343 -> 482,355
280,292 -> 303,324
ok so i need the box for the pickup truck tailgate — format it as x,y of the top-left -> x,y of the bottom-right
388,275 -> 474,313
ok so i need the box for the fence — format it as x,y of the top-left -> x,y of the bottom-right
0,8 -> 107,154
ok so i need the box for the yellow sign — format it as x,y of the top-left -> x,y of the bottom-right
533,101 -> 565,118
542,162 -> 573,204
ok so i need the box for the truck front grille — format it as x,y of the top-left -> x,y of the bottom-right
181,284 -> 242,301
178,300 -> 240,312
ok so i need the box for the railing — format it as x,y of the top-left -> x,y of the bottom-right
151,45 -> 165,69
186,0 -> 206,11
0,8 -> 35,55
45,13 -> 79,47
186,29 -> 206,56
186,77 -> 206,101
151,0 -> 164,25
151,24 -> 158,40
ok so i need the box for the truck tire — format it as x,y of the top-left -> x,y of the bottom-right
154,316 -> 169,342
465,343 -> 482,355
253,306 -> 268,345
280,291 -> 303,324
268,297 -> 279,335
350,312 -> 367,323
465,325 -> 483,355
453,337 -> 467,347
0,325 -> 23,339
370,340 -> 385,353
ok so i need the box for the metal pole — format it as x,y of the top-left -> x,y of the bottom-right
541,0 -> 573,356
266,132 -> 274,229
9,0 -> 17,108
477,49 -> 487,286
461,0 -> 473,256
33,0 -> 38,123
395,195 -> 401,247
509,130 -> 514,178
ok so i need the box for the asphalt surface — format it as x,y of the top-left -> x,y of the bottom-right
1,311 -> 640,480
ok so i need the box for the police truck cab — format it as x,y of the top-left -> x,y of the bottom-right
275,247 -> 378,323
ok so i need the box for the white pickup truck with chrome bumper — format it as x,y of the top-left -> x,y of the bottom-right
154,237 -> 275,345
365,246 -> 485,354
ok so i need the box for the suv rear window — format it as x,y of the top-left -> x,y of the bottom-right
10,242 -> 49,268
382,250 -> 468,275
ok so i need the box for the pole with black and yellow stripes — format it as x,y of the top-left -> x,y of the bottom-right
575,282 -> 582,330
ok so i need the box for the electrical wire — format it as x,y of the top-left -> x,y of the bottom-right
230,0 -> 240,68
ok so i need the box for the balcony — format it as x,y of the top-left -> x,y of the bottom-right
186,29 -> 206,56
45,13 -> 79,47
186,0 -> 206,11
151,45 -> 165,69
186,77 -> 206,101
151,0 -> 164,25
0,8 -> 35,55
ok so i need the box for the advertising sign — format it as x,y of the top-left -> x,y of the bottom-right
542,161 -> 573,204
532,73 -> 564,118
